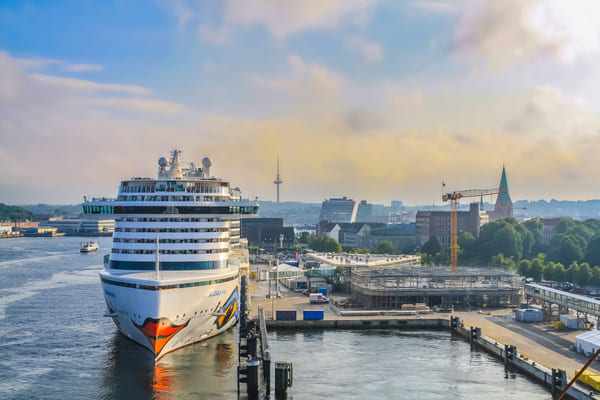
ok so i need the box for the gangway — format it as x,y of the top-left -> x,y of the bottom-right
524,283 -> 600,320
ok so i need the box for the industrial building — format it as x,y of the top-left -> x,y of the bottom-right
350,266 -> 520,309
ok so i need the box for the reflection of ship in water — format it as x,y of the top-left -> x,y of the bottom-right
101,330 -> 238,399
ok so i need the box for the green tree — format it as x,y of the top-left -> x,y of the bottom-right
308,236 -> 342,253
375,240 -> 396,254
550,234 -> 584,266
574,263 -> 592,287
529,258 -> 544,282
297,231 -> 311,244
457,232 -> 477,263
421,236 -> 442,256
584,234 -> 600,268
490,253 -> 515,270
591,267 -> 600,287
518,259 -> 531,277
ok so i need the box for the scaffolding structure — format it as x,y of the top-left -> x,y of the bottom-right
351,267 -> 521,309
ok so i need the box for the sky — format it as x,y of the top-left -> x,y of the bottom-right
2,0 -> 600,206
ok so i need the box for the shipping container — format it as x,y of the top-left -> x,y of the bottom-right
303,310 -> 324,320
515,308 -> 543,322
560,314 -> 586,329
276,310 -> 297,321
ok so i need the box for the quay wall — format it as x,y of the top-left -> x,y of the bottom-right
266,318 -> 447,330
266,317 -> 594,400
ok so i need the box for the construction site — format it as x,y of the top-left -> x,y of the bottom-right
350,266 -> 521,309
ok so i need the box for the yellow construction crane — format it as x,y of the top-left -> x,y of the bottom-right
442,187 -> 505,272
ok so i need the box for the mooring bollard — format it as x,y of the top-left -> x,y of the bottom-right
246,359 -> 261,397
275,361 -> 293,399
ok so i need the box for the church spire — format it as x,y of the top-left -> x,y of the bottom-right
497,165 -> 511,203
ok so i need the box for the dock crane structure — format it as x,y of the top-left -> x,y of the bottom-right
442,187 -> 505,272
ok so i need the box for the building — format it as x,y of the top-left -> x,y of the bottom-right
80,219 -> 115,233
370,224 -> 416,253
355,200 -> 373,223
318,197 -> 358,223
316,221 -> 386,249
41,218 -> 83,233
540,218 -> 562,246
351,266 -> 520,309
488,166 -> 513,221
416,203 -> 481,248
241,217 -> 294,249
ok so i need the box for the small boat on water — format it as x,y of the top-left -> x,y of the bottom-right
80,241 -> 99,253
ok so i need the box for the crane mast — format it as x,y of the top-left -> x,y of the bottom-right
442,187 -> 505,272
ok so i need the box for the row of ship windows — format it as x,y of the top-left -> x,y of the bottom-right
117,195 -> 229,202
120,217 -> 220,222
112,248 -> 229,255
121,182 -> 227,194
113,238 -> 229,244
114,227 -> 229,233
84,205 -> 257,215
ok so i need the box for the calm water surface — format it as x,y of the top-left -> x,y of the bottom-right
0,237 -> 551,399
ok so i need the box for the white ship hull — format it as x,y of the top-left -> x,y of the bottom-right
101,268 -> 239,361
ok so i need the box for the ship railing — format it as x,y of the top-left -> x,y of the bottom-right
89,197 -> 118,202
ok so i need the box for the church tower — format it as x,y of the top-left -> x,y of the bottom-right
491,166 -> 513,221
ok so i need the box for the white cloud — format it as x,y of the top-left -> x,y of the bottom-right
72,97 -> 186,114
163,0 -> 377,42
29,73 -> 152,95
344,35 -> 383,62
18,57 -> 103,72
454,0 -> 600,69
224,0 -> 376,39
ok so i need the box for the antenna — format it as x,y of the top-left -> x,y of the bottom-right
273,156 -> 283,203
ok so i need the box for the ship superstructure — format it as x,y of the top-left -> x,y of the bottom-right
83,150 -> 258,360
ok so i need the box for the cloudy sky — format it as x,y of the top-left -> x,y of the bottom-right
2,0 -> 600,206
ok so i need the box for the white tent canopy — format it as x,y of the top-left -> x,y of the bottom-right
575,330 -> 600,357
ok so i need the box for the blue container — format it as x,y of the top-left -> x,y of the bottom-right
276,310 -> 297,321
296,281 -> 307,290
303,310 -> 324,320
318,287 -> 328,296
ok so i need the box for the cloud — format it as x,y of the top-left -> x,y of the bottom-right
224,0 -> 376,39
453,0 -> 600,69
18,57 -> 103,72
29,73 -> 151,95
507,86 -> 600,142
72,97 -> 187,114
250,54 -> 343,97
198,24 -> 230,44
163,0 -> 377,42
344,35 -> 383,62
409,1 -> 458,15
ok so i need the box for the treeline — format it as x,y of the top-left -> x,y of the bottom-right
421,217 -> 600,281
301,233 -> 399,255
0,203 -> 37,222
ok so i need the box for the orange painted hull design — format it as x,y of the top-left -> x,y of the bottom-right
133,317 -> 190,358
215,289 -> 238,329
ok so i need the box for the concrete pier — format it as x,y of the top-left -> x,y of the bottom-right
250,281 -> 600,399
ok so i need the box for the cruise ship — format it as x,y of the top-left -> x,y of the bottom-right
83,150 -> 258,361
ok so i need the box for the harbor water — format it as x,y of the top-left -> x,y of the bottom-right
0,237 -> 551,399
